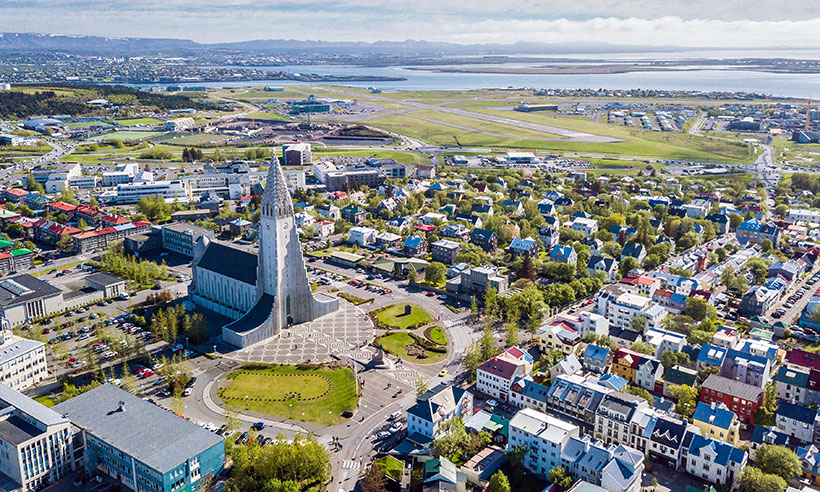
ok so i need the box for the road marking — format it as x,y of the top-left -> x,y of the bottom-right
341,460 -> 361,470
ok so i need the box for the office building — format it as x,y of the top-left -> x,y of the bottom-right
54,384 -> 224,492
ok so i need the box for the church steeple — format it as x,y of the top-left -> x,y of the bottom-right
261,151 -> 294,218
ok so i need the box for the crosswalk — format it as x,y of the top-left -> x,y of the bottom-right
341,460 -> 361,471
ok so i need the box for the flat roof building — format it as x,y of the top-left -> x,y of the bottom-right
54,384 -> 224,492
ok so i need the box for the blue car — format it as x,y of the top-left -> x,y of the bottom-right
252,422 -> 266,431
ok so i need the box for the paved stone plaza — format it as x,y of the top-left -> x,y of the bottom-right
227,301 -> 375,364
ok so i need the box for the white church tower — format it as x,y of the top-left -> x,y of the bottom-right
215,150 -> 339,348
257,154 -> 315,327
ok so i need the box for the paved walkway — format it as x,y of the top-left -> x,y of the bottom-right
224,301 -> 374,364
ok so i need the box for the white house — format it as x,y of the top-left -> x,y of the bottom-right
406,384 -> 473,441
348,226 -> 377,246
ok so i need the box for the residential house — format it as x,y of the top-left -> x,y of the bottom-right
662,365 -> 698,398
442,223 -> 470,241
583,345 -> 612,374
348,226 -> 377,246
510,237 -> 539,258
681,434 -> 746,486
610,348 -> 664,391
776,401 -> 818,445
547,374 -> 613,432
588,255 -> 619,282
621,243 -> 646,266
551,354 -> 583,381
539,226 -> 559,249
692,402 -> 740,446
340,205 -> 366,225
406,384 -> 474,442
736,218 -> 780,245
431,239 -> 461,265
572,217 -> 599,236
508,408 -> 580,477
476,353 -> 530,402
595,392 -> 649,446
509,377 -> 550,413
404,235 -> 428,257
561,436 -> 644,492
550,245 -> 577,265
470,229 -> 497,252
700,374 -> 765,425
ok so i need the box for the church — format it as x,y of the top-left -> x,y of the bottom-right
188,153 -> 339,348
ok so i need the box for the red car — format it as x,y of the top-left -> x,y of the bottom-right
42,328 -> 52,334
140,369 -> 155,378
426,291 -> 435,297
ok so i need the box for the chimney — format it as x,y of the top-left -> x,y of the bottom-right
710,401 -> 716,410
118,401 -> 126,412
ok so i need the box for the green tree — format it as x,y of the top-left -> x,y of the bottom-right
360,464 -> 387,492
56,234 -> 73,253
504,321 -> 519,347
59,186 -> 79,205
77,218 -> 89,231
484,287 -> 499,318
629,340 -> 654,355
548,466 -> 574,491
25,171 -> 45,194
489,471 -> 511,492
754,444 -> 802,482
753,381 -> 779,427
685,297 -> 714,322
424,262 -> 447,286
415,377 -> 428,398
761,238 -> 774,253
619,256 -> 639,278
629,315 -> 647,334
661,350 -> 690,368
624,385 -> 654,406
738,466 -> 787,492
670,384 -> 698,418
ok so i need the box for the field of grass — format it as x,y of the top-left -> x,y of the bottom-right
220,364 -> 358,425
34,395 -> 56,407
66,121 -> 113,129
376,332 -> 446,364
367,114 -> 559,150
376,303 -> 435,329
375,456 -> 404,481
88,131 -> 166,142
427,326 -> 447,345
467,109 -> 755,163
153,132 -> 227,145
409,109 -> 562,140
115,117 -> 163,126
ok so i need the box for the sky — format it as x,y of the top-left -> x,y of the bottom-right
1,0 -> 820,47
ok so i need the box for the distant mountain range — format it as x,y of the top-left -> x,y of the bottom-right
0,32 -> 698,56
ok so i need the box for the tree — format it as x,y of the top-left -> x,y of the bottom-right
661,350 -> 690,368
738,466 -> 787,492
624,385 -> 654,406
728,212 -> 743,230
754,444 -> 802,482
602,241 -> 622,259
56,234 -> 73,253
59,186 -> 78,205
484,287 -> 499,319
685,297 -> 714,322
425,262 -> 446,286
504,321 -> 519,347
619,256 -> 639,278
629,315 -> 647,334
77,218 -> 89,231
670,384 -> 698,418
25,171 -> 45,194
415,377 -> 428,398
518,255 -> 536,280
629,340 -> 654,355
489,471 -> 511,492
761,238 -> 774,253
753,381 -> 779,427
360,464 -> 387,492
548,466 -> 574,491
687,329 -> 715,345
4,222 -> 24,238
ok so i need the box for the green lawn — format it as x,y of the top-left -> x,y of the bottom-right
376,303 -> 435,329
34,395 -> 56,407
466,109 -> 755,163
376,332 -> 446,364
427,326 -> 447,346
220,364 -> 358,425
375,456 -> 404,481
153,132 -> 227,145
88,131 -> 166,142
66,121 -> 113,129
115,117 -> 163,126
409,109 -> 562,140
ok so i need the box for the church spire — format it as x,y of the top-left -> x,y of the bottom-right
261,150 -> 294,218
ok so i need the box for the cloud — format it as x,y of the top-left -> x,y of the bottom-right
0,1 -> 819,46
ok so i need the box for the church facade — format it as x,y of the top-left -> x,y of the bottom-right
188,154 -> 338,348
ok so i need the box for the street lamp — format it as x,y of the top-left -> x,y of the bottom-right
289,403 -> 293,419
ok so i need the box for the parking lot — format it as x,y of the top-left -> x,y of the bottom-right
771,268 -> 820,340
